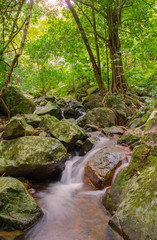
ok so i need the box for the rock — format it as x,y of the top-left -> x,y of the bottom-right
85,145 -> 130,189
67,118 -> 77,125
64,107 -> 82,119
84,124 -> 99,131
79,137 -> 96,156
87,86 -> 99,95
102,126 -> 126,137
106,95 -> 128,122
0,136 -> 67,180
23,114 -> 41,128
0,177 -> 42,230
34,102 -> 62,120
39,115 -> 59,132
103,144 -> 157,240
82,94 -> 103,110
48,119 -> 86,149
78,107 -> 116,128
0,86 -> 36,117
55,97 -> 67,107
3,118 -> 26,139
127,105 -> 152,128
117,133 -> 140,147
142,108 -> 157,145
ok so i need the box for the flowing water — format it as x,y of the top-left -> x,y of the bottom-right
22,134 -> 131,240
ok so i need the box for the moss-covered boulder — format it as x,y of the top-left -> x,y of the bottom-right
34,102 -> 62,120
0,86 -> 36,117
23,114 -> 42,128
48,119 -> 86,149
78,107 -> 116,128
102,126 -> 126,137
103,144 -> 157,240
106,95 -> 128,122
79,137 -> 96,156
3,118 -> 26,139
85,145 -> 130,189
0,136 -> 67,179
87,86 -> 99,95
118,132 -> 140,147
0,177 -> 42,230
39,115 -> 59,132
82,94 -> 103,110
142,108 -> 157,145
64,107 -> 82,119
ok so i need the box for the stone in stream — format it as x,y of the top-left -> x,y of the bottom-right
79,137 -> 96,156
117,132 -> 140,147
85,145 -> 130,189
102,126 -> 127,137
3,118 -> 26,140
78,107 -> 116,128
0,177 -> 42,230
48,119 -> 86,149
0,136 -> 67,180
103,144 -> 157,240
34,102 -> 62,120
82,94 -> 104,110
0,86 -> 36,117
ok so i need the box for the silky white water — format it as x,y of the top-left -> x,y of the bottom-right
23,135 -> 130,240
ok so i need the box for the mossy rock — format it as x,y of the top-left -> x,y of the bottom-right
23,114 -> 42,128
0,136 -> 67,180
0,86 -> 36,117
78,107 -> 116,128
39,115 -> 59,132
103,144 -> 157,240
82,94 -> 103,110
48,119 -> 86,149
87,86 -> 99,95
0,177 -> 42,230
118,133 -> 140,146
34,103 -> 62,120
3,118 -> 26,140
106,95 -> 128,121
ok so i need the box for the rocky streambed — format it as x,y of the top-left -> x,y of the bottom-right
0,86 -> 156,240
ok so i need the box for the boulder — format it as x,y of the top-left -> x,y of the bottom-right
23,114 -> 41,128
117,132 -> 140,147
39,115 -> 59,132
3,118 -> 26,139
64,107 -> 82,119
85,145 -> 130,189
142,108 -> 157,145
34,102 -> 62,120
0,136 -> 67,179
0,86 -> 36,117
103,144 -> 157,240
102,126 -> 126,137
48,119 -> 86,149
87,86 -> 99,95
79,137 -> 96,156
78,107 -> 116,128
82,94 -> 103,110
106,95 -> 128,122
0,177 -> 42,230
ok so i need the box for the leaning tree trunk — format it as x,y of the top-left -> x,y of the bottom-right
65,0 -> 105,95
107,10 -> 129,94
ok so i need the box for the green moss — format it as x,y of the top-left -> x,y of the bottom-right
0,177 -> 42,230
0,86 -> 36,117
118,133 -> 140,145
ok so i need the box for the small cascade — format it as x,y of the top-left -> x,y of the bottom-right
23,135 -> 130,240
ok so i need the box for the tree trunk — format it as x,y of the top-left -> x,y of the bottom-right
65,0 -> 105,95
107,10 -> 129,94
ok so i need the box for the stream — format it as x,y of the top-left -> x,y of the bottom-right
22,133 -> 131,240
